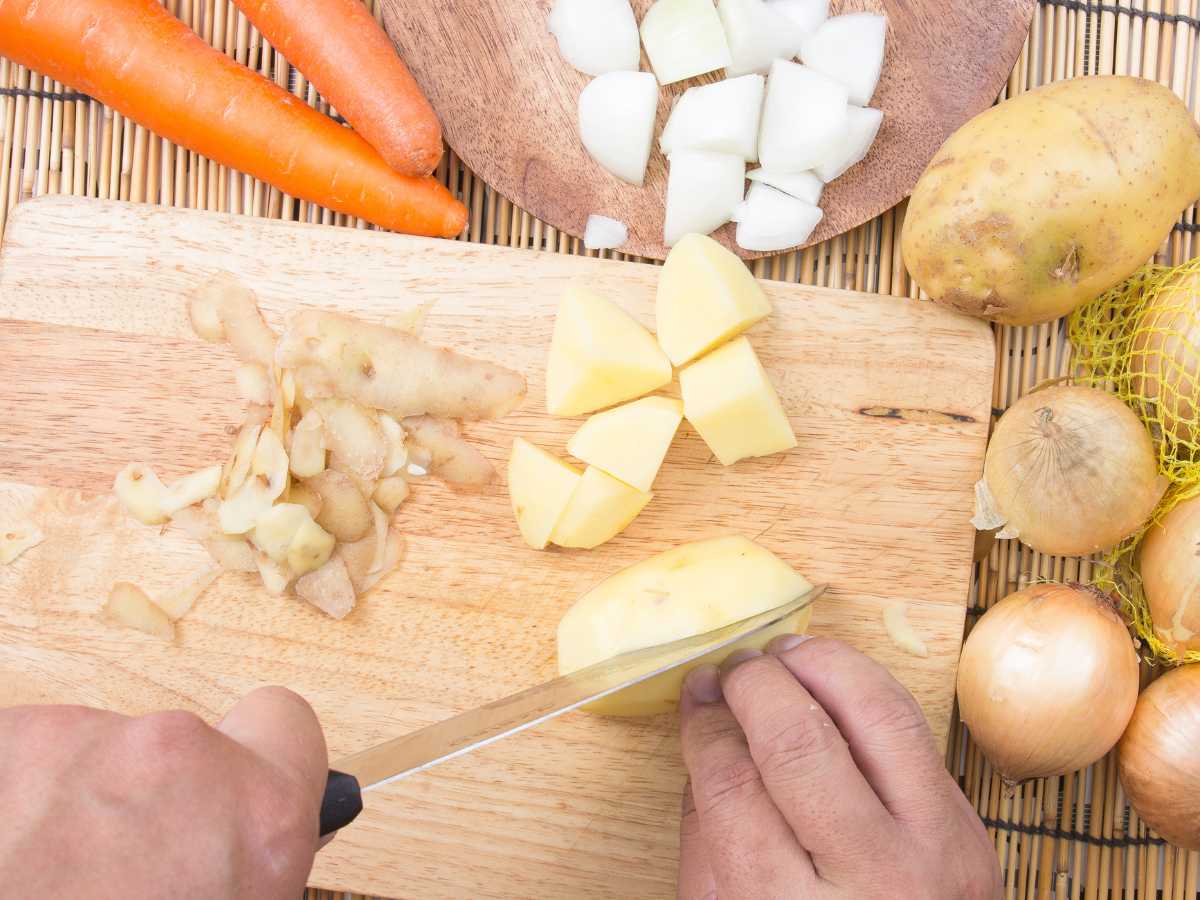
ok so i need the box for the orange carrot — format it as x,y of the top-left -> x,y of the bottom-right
232,0 -> 443,177
0,0 -> 466,238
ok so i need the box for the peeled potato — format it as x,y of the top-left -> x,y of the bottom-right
306,470 -> 373,542
557,535 -> 813,716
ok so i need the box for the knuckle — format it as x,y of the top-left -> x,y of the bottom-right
132,709 -> 211,756
755,714 -> 844,780
855,689 -> 930,744
695,755 -> 766,818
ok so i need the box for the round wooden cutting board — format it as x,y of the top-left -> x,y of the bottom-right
378,0 -> 1035,260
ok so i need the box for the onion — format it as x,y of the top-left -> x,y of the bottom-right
1138,495 -> 1200,655
957,583 -> 1140,784
1128,267 -> 1200,446
583,214 -> 629,250
800,13 -> 887,106
758,60 -> 848,172
746,167 -> 823,204
578,71 -> 659,185
769,0 -> 828,36
973,385 -> 1165,556
814,104 -> 883,182
659,74 -> 765,161
717,0 -> 807,76
733,182 -> 822,251
663,149 -> 746,246
1118,664 -> 1200,849
548,0 -> 641,76
641,0 -> 733,85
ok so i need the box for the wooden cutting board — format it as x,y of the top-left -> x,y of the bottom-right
0,196 -> 993,899
378,0 -> 1036,260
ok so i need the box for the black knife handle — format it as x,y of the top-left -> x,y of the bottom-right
319,770 -> 363,836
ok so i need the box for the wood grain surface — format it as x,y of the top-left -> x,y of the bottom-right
376,0 -> 1036,260
0,196 -> 993,899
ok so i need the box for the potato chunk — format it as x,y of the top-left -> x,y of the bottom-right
557,536 -> 813,716
508,438 -> 581,550
550,467 -> 652,549
566,396 -> 682,491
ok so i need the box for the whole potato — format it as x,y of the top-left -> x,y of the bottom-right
902,76 -> 1200,326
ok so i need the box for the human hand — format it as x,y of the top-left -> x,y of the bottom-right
678,636 -> 1001,900
0,687 -> 328,900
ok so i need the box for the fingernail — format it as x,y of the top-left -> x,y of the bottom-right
767,633 -> 813,655
719,648 -> 762,678
684,665 -> 723,704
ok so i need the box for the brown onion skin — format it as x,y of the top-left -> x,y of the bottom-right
957,583 -> 1140,785
1118,665 -> 1200,849
1138,495 -> 1200,655
983,385 -> 1164,556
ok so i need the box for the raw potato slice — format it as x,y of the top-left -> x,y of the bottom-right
814,105 -> 883,182
567,396 -> 683,491
659,75 -> 765,161
318,399 -> 386,482
160,465 -> 223,516
655,233 -> 771,367
548,0 -> 641,76
235,363 -> 273,406
155,567 -> 221,621
550,467 -> 653,549
758,60 -> 848,171
276,310 -> 526,421
718,0 -> 807,76
401,416 -> 496,487
664,150 -> 746,247
188,272 -> 277,366
578,71 -> 660,186
289,409 -> 327,479
103,582 -> 175,640
800,12 -> 886,106
746,167 -> 823,204
557,535 -> 813,715
296,556 -> 357,620
113,463 -> 169,525
733,182 -> 824,252
641,0 -> 733,85
680,336 -> 796,465
508,438 -> 582,550
545,286 -> 673,417
306,470 -> 373,543
1,524 -> 44,565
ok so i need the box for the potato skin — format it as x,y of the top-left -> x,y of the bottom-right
902,76 -> 1200,326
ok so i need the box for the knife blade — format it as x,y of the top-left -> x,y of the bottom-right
317,583 -> 826,835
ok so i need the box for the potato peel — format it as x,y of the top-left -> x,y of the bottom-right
1,524 -> 44,565
103,582 -> 175,640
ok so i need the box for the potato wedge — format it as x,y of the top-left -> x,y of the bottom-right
103,582 -> 175,640
276,309 -> 526,420
188,272 -> 277,366
305,470 -> 372,542
296,556 -> 356,619
401,416 -> 495,487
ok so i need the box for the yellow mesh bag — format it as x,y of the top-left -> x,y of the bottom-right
1068,256 -> 1200,666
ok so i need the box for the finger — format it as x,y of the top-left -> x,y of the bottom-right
217,686 -> 328,811
676,779 -> 717,900
718,650 -> 898,874
680,664 -> 815,899
767,636 -> 950,824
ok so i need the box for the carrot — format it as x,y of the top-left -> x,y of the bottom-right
0,0 -> 466,238
232,0 -> 443,177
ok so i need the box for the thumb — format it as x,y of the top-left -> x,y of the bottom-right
217,685 -> 328,811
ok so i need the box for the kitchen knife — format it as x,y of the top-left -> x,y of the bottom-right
317,583 -> 827,835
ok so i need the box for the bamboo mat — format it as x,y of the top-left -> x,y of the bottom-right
2,1 -> 1199,897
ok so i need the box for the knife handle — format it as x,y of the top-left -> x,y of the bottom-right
319,769 -> 363,836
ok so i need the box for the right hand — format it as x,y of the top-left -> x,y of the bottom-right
677,635 -> 1002,899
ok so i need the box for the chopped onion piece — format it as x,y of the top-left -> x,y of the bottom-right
758,60 -> 848,171
664,150 -> 746,246
641,0 -> 733,85
746,167 -> 823,204
733,182 -> 823,251
800,13 -> 886,106
578,71 -> 659,185
717,0 -> 807,76
1,523 -> 43,565
583,214 -> 629,250
814,105 -> 883,182
548,0 -> 641,75
769,0 -> 827,36
883,602 -> 929,658
659,74 -> 765,161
